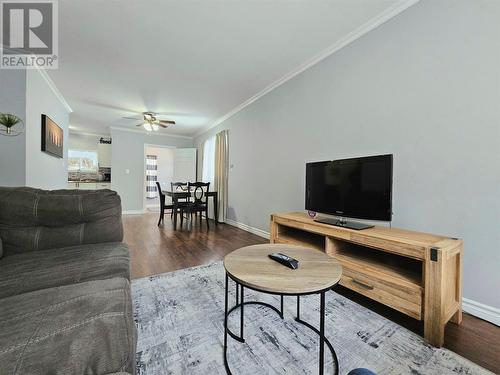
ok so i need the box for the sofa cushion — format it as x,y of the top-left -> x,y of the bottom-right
0,277 -> 136,375
0,187 -> 123,256
0,242 -> 130,299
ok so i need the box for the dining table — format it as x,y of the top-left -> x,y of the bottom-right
163,189 -> 218,230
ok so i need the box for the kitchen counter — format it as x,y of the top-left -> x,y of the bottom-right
68,182 -> 111,190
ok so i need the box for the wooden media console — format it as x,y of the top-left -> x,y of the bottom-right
270,212 -> 463,347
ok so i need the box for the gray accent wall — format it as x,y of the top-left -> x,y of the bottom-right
111,128 -> 193,211
0,70 -> 27,186
195,0 -> 500,309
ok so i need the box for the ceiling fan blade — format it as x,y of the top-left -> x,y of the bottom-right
135,123 -> 145,127
159,120 -> 175,125
158,124 -> 168,128
123,116 -> 142,120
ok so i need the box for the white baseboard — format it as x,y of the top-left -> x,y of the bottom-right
462,298 -> 500,326
224,219 -> 500,326
122,209 -> 146,215
225,219 -> 270,239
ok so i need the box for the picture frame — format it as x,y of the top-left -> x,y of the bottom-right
41,114 -> 63,158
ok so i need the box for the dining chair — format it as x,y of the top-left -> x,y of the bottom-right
171,181 -> 190,214
181,182 -> 210,229
171,182 -> 188,198
156,181 -> 174,226
170,182 -> 192,224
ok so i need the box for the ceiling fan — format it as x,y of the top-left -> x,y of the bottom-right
123,112 -> 175,132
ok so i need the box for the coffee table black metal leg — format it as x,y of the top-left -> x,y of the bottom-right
224,273 -> 230,373
240,285 -> 244,340
280,295 -> 284,319
319,291 -> 325,375
225,280 -> 336,374
297,295 -> 300,320
295,293 -> 339,375
236,282 -> 239,304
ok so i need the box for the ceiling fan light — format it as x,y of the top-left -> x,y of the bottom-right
152,124 -> 159,131
143,122 -> 152,131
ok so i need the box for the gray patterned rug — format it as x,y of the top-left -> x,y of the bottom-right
132,262 -> 490,375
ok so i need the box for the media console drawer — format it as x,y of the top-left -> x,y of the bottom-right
339,268 -> 422,320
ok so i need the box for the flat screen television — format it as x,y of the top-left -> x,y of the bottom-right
305,154 -> 393,223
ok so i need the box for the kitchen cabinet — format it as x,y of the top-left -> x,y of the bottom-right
96,183 -> 111,190
98,144 -> 111,168
68,182 -> 97,189
67,182 -> 110,190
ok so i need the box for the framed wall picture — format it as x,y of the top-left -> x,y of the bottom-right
41,114 -> 63,158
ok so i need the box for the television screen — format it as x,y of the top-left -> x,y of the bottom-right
305,154 -> 393,221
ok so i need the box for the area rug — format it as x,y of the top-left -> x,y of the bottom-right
132,262 -> 491,375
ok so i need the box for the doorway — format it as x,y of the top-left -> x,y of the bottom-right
143,145 -> 197,212
144,145 -> 175,210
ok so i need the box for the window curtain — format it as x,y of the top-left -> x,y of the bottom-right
202,136 -> 216,184
214,130 -> 229,222
146,155 -> 158,198
202,136 -> 216,218
198,141 -> 205,181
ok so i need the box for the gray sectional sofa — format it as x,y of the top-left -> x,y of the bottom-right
0,187 -> 136,375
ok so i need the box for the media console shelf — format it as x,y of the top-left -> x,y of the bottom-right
270,212 -> 463,347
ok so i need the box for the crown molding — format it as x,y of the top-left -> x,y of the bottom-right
193,0 -> 420,138
110,126 -> 193,140
35,67 -> 73,113
0,44 -> 73,113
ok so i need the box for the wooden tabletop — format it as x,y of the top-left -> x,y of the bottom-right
273,212 -> 460,252
223,244 -> 342,295
163,190 -> 217,196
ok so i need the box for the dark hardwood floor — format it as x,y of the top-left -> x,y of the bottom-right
123,212 -> 500,374
123,212 -> 267,279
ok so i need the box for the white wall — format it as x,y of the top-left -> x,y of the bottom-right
0,70 -> 26,186
25,70 -> 70,189
0,69 -> 70,189
195,0 -> 500,310
111,128 -> 193,211
68,132 -> 101,151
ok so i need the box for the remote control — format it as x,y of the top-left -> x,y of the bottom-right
268,253 -> 299,269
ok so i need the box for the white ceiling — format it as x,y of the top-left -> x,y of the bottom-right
49,0 -> 415,137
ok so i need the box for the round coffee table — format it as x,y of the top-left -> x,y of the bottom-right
223,244 -> 342,375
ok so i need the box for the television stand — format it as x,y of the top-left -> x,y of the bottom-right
314,216 -> 374,230
270,212 -> 463,347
